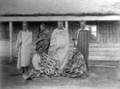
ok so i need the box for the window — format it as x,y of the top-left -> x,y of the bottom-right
89,25 -> 98,43
90,25 -> 97,37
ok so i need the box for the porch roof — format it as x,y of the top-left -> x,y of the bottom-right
0,0 -> 120,21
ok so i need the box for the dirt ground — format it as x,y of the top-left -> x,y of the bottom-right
0,57 -> 120,89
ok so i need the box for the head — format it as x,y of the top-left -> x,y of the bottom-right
36,48 -> 42,55
40,23 -> 46,31
57,21 -> 64,29
23,22 -> 28,31
80,21 -> 86,28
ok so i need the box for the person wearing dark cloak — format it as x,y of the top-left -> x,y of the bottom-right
32,23 -> 51,74
75,21 -> 90,71
63,48 -> 87,78
62,21 -> 88,78
35,23 -> 50,54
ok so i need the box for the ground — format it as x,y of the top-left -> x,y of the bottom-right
0,57 -> 120,89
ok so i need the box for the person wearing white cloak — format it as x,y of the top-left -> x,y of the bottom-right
16,22 -> 32,76
48,21 -> 70,71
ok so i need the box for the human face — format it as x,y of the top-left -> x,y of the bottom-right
40,24 -> 45,31
80,21 -> 86,28
57,21 -> 64,29
23,22 -> 27,31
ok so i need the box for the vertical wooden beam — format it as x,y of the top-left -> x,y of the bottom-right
117,21 -> 120,80
65,21 -> 68,30
118,22 -> 120,43
9,21 -> 13,62
65,21 -> 70,41
96,23 -> 99,42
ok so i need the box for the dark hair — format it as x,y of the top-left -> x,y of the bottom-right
40,23 -> 46,27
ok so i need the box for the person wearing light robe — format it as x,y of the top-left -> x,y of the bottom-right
16,22 -> 32,76
48,21 -> 70,71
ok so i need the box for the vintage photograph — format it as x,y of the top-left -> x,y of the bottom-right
0,0 -> 120,89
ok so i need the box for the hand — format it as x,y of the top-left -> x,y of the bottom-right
58,69 -> 63,74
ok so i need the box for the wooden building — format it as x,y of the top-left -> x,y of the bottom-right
0,0 -> 120,64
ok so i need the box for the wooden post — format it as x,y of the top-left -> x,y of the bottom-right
65,21 -> 70,43
65,21 -> 68,30
116,21 -> 120,80
9,21 -> 13,63
65,21 -> 70,40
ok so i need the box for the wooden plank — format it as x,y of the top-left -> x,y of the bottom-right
110,23 -> 112,43
108,23 -> 110,43
99,25 -> 102,43
65,21 -> 68,30
0,40 -> 10,57
96,23 -> 100,42
89,56 -> 120,61
0,16 -> 120,22
116,22 -> 120,43
89,52 -> 120,57
101,24 -> 104,43
103,24 -> 105,43
106,24 -> 108,43
89,43 -> 120,47
9,21 -> 13,62
89,47 -> 120,51
118,22 -> 120,43
116,22 -> 119,43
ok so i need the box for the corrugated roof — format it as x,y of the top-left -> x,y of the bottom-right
0,0 -> 120,16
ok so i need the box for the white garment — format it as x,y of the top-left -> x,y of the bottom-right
32,53 -> 41,70
48,28 -> 69,69
16,31 -> 32,69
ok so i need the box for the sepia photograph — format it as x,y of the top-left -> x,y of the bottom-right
0,0 -> 120,89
